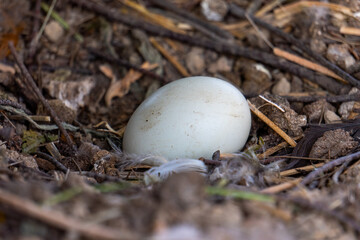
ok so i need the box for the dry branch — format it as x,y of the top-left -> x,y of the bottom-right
69,0 -> 347,94
8,42 -> 76,150
0,188 -> 135,240
229,4 -> 360,88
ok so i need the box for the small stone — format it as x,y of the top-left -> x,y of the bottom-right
310,38 -> 327,54
290,76 -> 303,93
201,0 -> 228,21
324,110 -> 341,124
303,99 -> 336,123
338,88 -> 360,119
326,44 -> 356,71
242,63 -> 272,95
272,77 -> 291,95
339,101 -> 355,119
349,87 -> 360,95
44,21 -> 64,42
186,48 -> 205,75
208,56 -> 233,73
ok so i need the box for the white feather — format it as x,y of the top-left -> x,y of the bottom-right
144,159 -> 207,185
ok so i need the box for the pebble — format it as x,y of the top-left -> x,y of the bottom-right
186,48 -> 205,75
272,77 -> 291,95
338,87 -> 360,119
44,21 -> 64,42
324,110 -> 341,124
208,56 -> 232,73
326,44 -> 356,71
201,0 -> 228,21
242,63 -> 272,95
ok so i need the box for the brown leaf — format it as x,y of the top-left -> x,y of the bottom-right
105,62 -> 158,106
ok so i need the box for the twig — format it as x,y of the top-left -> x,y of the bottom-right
280,163 -> 324,177
229,4 -> 360,87
257,135 -> 303,159
273,48 -> 345,82
34,0 -> 58,45
88,48 -> 166,82
28,0 -> 42,59
0,99 -> 32,115
301,150 -> 360,185
41,2 -> 83,42
149,37 -> 190,77
0,105 -> 78,131
8,42 -> 76,150
148,0 -> 232,41
122,0 -> 186,35
281,93 -> 360,103
340,26 -> 360,36
243,11 -> 344,83
247,100 -> 297,147
69,0 -> 346,94
0,188 -> 136,240
261,178 -> 302,193
79,171 -> 127,182
35,151 -> 68,173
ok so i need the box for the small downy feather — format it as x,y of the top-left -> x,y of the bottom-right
115,154 -> 168,169
144,159 -> 207,185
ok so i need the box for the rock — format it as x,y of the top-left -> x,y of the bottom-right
309,129 -> 358,159
339,101 -> 355,119
186,48 -> 205,75
44,20 -> 64,42
303,99 -> 336,123
208,56 -> 233,73
201,0 -> 228,21
272,77 -> 291,95
242,63 -> 272,95
338,88 -> 360,119
326,44 -> 356,71
291,76 -> 303,93
310,38 -> 327,54
324,110 -> 341,124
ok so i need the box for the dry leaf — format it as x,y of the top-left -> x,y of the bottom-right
0,62 -> 15,74
105,62 -> 158,106
99,64 -> 115,80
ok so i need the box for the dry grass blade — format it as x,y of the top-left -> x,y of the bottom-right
0,62 -> 15,74
247,100 -> 297,147
121,0 -> 186,34
340,26 -> 360,36
274,1 -> 353,20
150,37 -> 190,77
261,178 -> 302,193
273,48 -> 346,83
280,163 -> 324,177
257,136 -> 303,159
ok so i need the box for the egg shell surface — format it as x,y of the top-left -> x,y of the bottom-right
123,76 -> 251,160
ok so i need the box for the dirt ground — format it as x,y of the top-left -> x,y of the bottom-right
1,0 -> 360,239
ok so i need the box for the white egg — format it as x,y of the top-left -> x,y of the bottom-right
123,76 -> 251,160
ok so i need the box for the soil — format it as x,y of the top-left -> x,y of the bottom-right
1,0 -> 360,239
